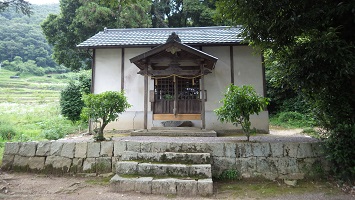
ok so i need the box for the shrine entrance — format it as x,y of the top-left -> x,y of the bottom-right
153,76 -> 201,115
130,32 -> 217,129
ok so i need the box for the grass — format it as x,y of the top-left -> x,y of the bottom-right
215,178 -> 343,199
0,69 -> 88,163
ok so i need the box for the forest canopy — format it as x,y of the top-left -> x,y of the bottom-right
0,4 -> 59,69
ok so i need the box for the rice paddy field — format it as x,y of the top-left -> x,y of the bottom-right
0,69 -> 86,162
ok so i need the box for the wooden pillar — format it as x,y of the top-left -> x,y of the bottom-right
173,75 -> 178,117
200,63 -> 206,129
144,65 -> 149,130
230,46 -> 234,84
121,48 -> 125,91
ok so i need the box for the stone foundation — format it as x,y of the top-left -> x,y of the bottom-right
1,139 -> 328,180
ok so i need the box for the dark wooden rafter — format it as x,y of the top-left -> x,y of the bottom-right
130,40 -> 218,75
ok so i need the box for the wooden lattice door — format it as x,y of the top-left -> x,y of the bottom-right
153,77 -> 201,114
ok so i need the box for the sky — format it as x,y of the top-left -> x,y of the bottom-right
27,0 -> 59,5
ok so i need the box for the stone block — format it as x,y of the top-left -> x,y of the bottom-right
96,157 -> 112,174
13,155 -> 29,167
236,157 -> 256,178
167,142 -> 182,152
150,142 -> 168,153
152,178 -> 177,195
287,173 -> 305,180
83,158 -> 96,172
116,161 -> 138,174
212,157 -> 236,177
197,179 -> 213,196
181,143 -> 207,153
237,143 -> 253,158
45,156 -> 72,171
224,143 -> 236,158
134,177 -> 153,194
71,158 -> 84,173
36,142 -> 51,156
75,142 -> 87,158
121,151 -> 138,161
18,142 -> 37,157
61,142 -> 75,158
140,142 -> 152,152
126,141 -> 141,152
110,175 -> 136,192
207,143 -> 224,157
311,143 -> 324,157
274,157 -> 299,175
270,143 -> 284,157
113,141 -> 126,156
4,142 -> 20,155
87,142 -> 100,158
284,143 -> 299,158
297,143 -> 313,158
190,164 -> 212,178
256,157 -> 278,180
111,157 -> 119,173
137,163 -> 155,176
1,155 -> 14,170
100,141 -> 113,157
176,179 -> 197,196
28,157 -> 45,170
252,143 -> 271,157
138,152 -> 162,162
50,142 -> 63,156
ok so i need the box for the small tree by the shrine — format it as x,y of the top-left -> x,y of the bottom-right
215,85 -> 269,141
81,91 -> 131,141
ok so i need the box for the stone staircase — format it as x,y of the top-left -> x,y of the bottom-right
110,151 -> 213,196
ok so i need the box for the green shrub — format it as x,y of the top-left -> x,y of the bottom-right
59,70 -> 91,122
324,123 -> 355,182
60,82 -> 84,122
217,169 -> 240,180
271,111 -> 315,128
215,85 -> 269,141
81,91 -> 131,141
0,121 -> 17,140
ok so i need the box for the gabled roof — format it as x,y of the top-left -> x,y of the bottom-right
77,26 -> 243,48
130,39 -> 218,75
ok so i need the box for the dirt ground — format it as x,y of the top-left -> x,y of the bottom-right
0,172 -> 353,200
0,129 -> 353,200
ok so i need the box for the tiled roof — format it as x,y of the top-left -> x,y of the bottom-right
77,26 -> 244,48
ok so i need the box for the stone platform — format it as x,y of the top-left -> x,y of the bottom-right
1,135 -> 327,196
131,128 -> 217,137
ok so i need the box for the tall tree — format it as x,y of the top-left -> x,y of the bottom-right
42,0 -> 152,70
0,0 -> 32,16
216,0 -> 355,180
151,0 -> 217,28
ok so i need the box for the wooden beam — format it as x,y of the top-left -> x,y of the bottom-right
230,46 -> 234,84
121,48 -> 125,91
91,49 -> 96,93
137,69 -> 202,76
153,114 -> 201,120
200,63 -> 206,129
144,65 -> 149,130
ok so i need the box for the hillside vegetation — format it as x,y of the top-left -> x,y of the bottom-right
0,4 -> 59,68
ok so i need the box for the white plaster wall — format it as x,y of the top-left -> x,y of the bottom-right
94,49 -> 122,94
123,48 -> 152,112
233,46 -> 264,95
202,46 -> 231,111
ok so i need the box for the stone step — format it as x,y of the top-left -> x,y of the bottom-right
116,161 -> 212,179
121,151 -> 211,164
130,129 -> 217,137
110,174 -> 213,196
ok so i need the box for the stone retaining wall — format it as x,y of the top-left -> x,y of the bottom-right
1,140 -> 327,179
